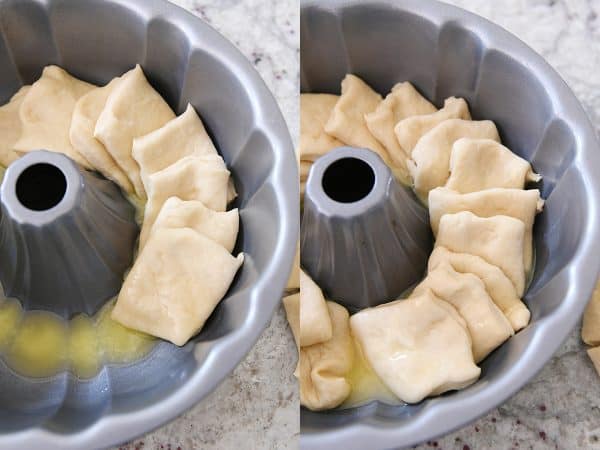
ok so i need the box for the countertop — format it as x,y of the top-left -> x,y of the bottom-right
116,1 -> 299,449
415,1 -> 600,449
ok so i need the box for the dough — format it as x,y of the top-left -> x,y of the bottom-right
407,119 -> 500,202
428,187 -> 543,273
299,301 -> 354,411
0,86 -> 30,167
436,211 -> 527,296
95,65 -> 175,198
283,293 -> 300,348
144,197 -> 239,252
412,262 -> 513,362
350,290 -> 480,404
365,82 -> 437,184
446,138 -> 541,193
587,346 -> 600,377
132,103 -> 219,192
324,75 -> 399,177
300,93 -> 343,162
429,247 -> 530,331
300,270 -> 333,347
70,77 -> 134,193
14,65 -> 95,167
286,241 -> 300,290
394,97 -> 471,159
139,155 -> 231,246
300,160 -> 311,182
112,227 -> 243,346
582,282 -> 600,346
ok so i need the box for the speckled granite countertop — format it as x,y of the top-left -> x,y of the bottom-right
115,1 -> 299,449
414,1 -> 600,449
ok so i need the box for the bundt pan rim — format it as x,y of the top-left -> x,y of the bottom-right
300,0 -> 600,449
0,0 -> 298,448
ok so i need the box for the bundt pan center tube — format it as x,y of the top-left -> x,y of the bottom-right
300,0 -> 600,449
0,0 -> 298,448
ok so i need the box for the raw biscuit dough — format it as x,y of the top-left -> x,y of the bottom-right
95,65 -> 175,198
446,138 -> 541,193
112,227 -> 243,346
300,270 -> 333,347
286,242 -> 300,290
70,77 -> 134,193
436,211 -> 527,296
582,282 -> 600,346
0,86 -> 30,167
587,346 -> 600,377
300,93 -> 343,162
394,96 -> 471,159
350,290 -> 480,404
144,197 -> 239,252
299,301 -> 354,411
412,262 -> 514,362
365,82 -> 436,183
428,187 -> 543,273
429,247 -> 530,331
407,119 -> 500,202
283,293 -> 300,348
15,66 -> 95,167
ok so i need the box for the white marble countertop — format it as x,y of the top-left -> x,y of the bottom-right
115,1 -> 299,449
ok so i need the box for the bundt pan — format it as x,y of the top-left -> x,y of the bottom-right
300,0 -> 600,448
0,0 -> 297,447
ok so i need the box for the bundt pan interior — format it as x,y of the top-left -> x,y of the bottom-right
0,0 -> 297,448
300,0 -> 600,448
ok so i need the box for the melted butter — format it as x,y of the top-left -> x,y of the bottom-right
0,298 -> 23,349
340,337 -> 400,409
69,314 -> 100,379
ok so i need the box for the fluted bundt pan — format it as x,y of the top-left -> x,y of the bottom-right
300,0 -> 600,449
0,0 -> 297,447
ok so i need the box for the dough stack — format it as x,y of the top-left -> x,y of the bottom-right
294,74 -> 544,410
0,65 -> 243,347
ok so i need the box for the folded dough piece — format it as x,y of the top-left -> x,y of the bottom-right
139,155 -> 230,246
446,138 -> 541,193
582,282 -> 600,346
283,293 -> 300,348
429,187 -> 543,273
587,346 -> 600,377
436,211 -> 527,296
144,197 -> 239,252
15,66 -> 95,167
394,97 -> 471,159
300,270 -> 333,347
132,103 -> 219,192
286,241 -> 300,290
350,290 -> 480,404
408,119 -> 500,202
112,227 -> 244,346
95,64 -> 176,198
299,301 -> 354,411
429,247 -> 530,331
0,86 -> 30,167
412,263 -> 513,362
300,93 -> 343,162
365,82 -> 437,184
70,77 -> 134,193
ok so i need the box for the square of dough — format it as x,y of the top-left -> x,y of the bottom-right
300,93 -> 343,162
95,64 -> 175,198
407,119 -> 500,202
582,282 -> 600,346
429,247 -> 530,331
0,86 -> 30,167
587,346 -> 600,377
299,301 -> 353,411
112,227 -> 243,346
14,65 -> 95,168
436,211 -> 527,296
283,293 -> 300,349
394,96 -> 471,159
446,138 -> 541,193
365,82 -> 437,184
412,262 -> 513,362
429,187 -> 543,273
300,270 -> 333,347
350,290 -> 480,404
70,77 -> 134,193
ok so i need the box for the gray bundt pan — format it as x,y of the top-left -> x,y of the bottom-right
0,0 -> 298,447
300,0 -> 600,448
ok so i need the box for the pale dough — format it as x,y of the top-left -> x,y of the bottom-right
283,293 -> 300,348
112,227 -> 243,346
587,346 -> 600,377
300,93 -> 343,163
582,282 -> 600,346
95,64 -> 175,198
15,65 -> 95,167
286,241 -> 300,290
350,290 -> 480,404
0,86 -> 30,167
300,270 -> 333,347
